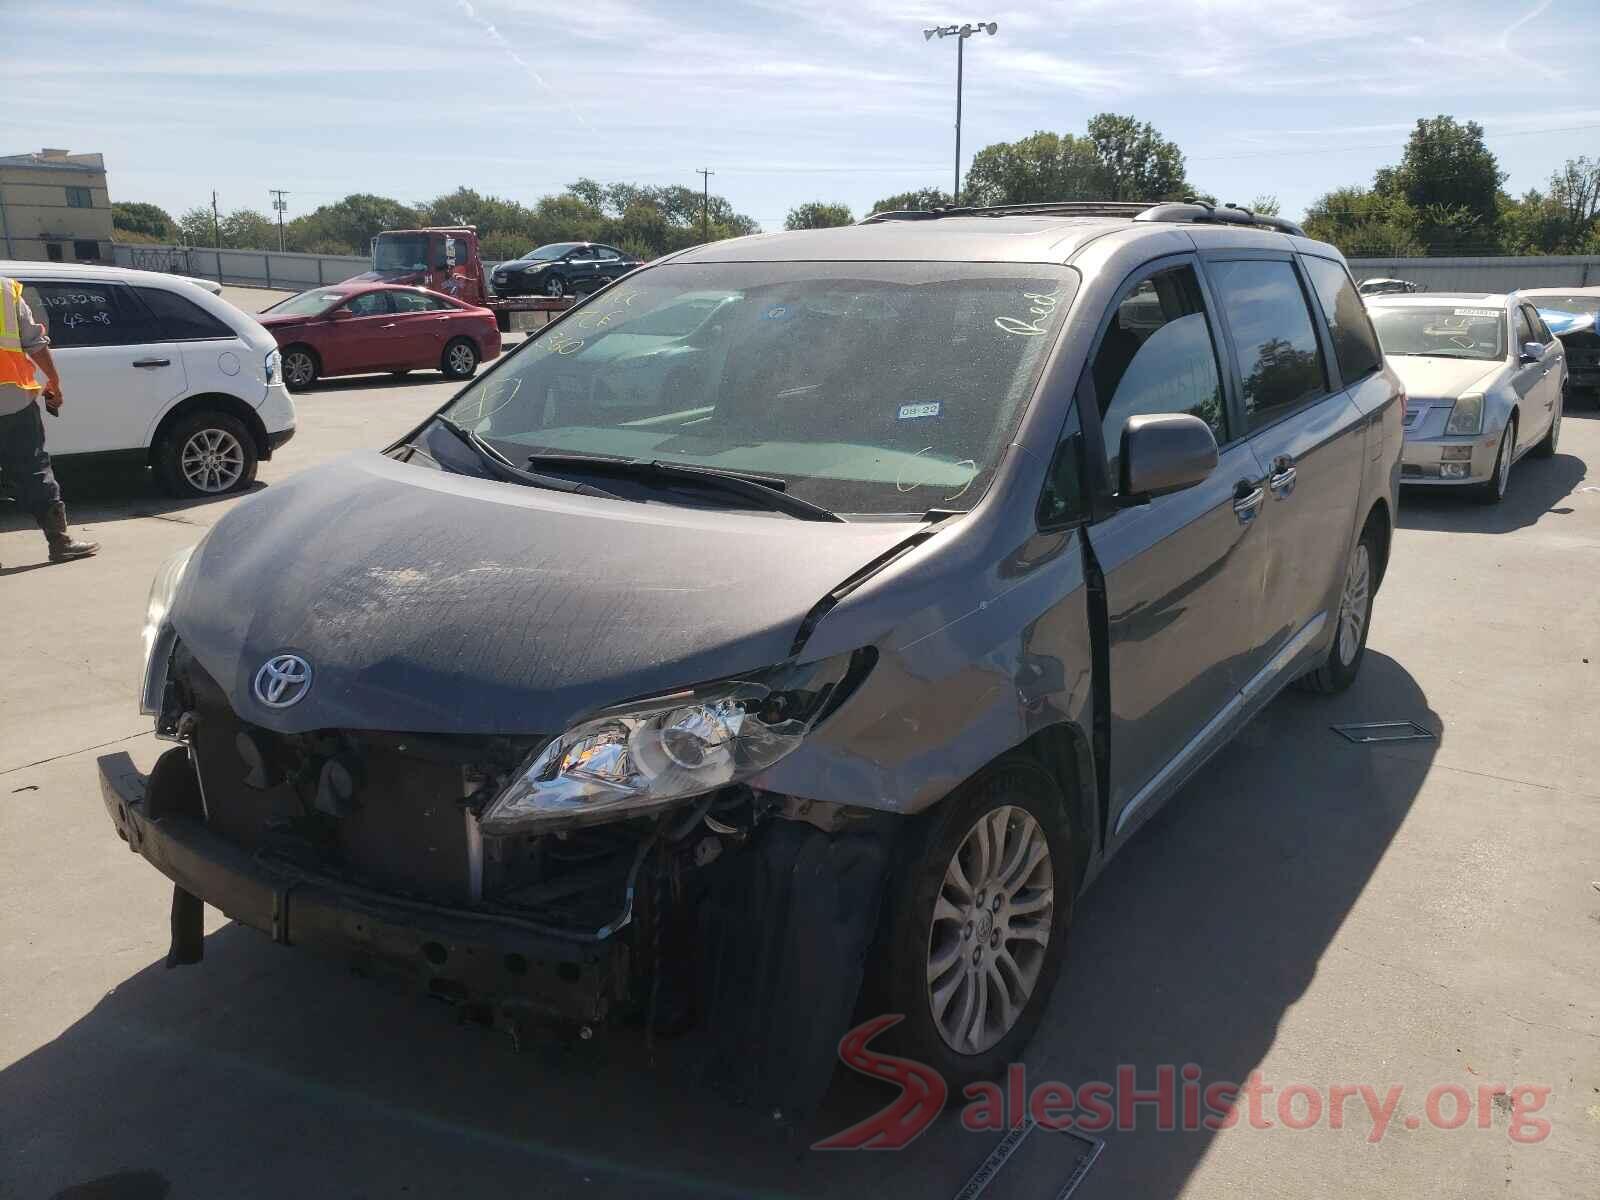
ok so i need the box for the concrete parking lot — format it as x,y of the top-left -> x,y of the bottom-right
2,291 -> 1598,1198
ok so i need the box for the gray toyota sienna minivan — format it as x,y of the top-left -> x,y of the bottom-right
105,200 -> 1402,1114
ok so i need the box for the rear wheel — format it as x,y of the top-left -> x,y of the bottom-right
441,337 -> 479,380
1295,525 -> 1377,694
281,346 -> 318,391
157,411 -> 258,499
1476,418 -> 1515,504
873,756 -> 1073,1087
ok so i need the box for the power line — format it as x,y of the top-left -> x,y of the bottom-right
1189,122 -> 1600,163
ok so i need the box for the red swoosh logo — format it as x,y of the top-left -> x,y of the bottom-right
812,1014 -> 948,1150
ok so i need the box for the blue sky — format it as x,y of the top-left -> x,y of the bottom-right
12,0 -> 1600,231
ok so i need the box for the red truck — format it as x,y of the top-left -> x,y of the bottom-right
342,227 -> 571,332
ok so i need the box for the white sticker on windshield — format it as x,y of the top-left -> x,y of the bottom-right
898,402 -> 941,420
1453,308 -> 1500,318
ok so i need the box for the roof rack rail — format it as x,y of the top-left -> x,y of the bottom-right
859,198 -> 1307,237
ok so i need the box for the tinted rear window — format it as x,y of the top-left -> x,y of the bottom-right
1302,256 -> 1383,384
133,286 -> 235,340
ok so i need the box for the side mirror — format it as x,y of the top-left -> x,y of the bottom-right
1119,413 -> 1219,503
1519,341 -> 1543,365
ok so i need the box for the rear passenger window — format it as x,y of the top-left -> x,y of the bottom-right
21,282 -> 159,349
133,286 -> 234,340
391,291 -> 450,313
1302,256 -> 1382,384
1091,265 -> 1225,484
1208,259 -> 1328,430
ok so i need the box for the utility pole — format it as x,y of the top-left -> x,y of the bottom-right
923,22 -> 998,206
269,189 -> 289,252
695,168 -> 714,241
211,190 -> 221,249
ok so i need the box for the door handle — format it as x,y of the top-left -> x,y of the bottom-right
1268,456 -> 1297,498
1232,480 -> 1265,524
380,323 -> 397,329
131,358 -> 171,368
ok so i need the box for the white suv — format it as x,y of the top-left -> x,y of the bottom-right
1,262 -> 296,498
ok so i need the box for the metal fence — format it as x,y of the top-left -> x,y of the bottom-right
112,242 -> 1600,299
112,243 -> 370,290
1347,255 -> 1600,294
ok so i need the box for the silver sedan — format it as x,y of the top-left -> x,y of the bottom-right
1366,293 -> 1566,503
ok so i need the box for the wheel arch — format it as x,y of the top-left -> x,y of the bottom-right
995,722 -> 1098,897
1360,496 -> 1393,591
147,392 -> 270,466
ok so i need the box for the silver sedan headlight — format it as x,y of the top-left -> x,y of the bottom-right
140,546 -> 195,714
1446,392 -> 1485,435
480,651 -> 865,834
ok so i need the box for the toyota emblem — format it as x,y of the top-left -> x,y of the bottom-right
253,653 -> 313,708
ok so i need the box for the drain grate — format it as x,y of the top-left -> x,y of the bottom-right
951,1117 -> 1103,1200
1332,721 -> 1435,744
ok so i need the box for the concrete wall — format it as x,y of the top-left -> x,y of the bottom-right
1347,255 -> 1600,294
111,243 -> 371,289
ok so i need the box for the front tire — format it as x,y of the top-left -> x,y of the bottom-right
1295,525 -> 1377,694
1532,390 -> 1562,459
441,337 -> 479,380
1476,418 -> 1515,505
157,411 -> 258,499
281,346 -> 318,392
873,756 -> 1073,1088
543,274 -> 567,299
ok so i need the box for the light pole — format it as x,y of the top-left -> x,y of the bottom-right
923,21 -> 998,205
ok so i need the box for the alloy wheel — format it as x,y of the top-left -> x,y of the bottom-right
180,428 -> 246,494
284,351 -> 315,387
1496,424 -> 1512,498
545,276 -> 565,298
926,805 -> 1055,1055
447,343 -> 476,374
1337,542 -> 1371,667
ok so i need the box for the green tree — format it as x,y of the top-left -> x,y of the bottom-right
1249,195 -> 1281,217
868,187 -> 953,214
1302,187 -> 1423,257
284,194 -> 420,255
1548,155 -> 1600,247
963,131 -> 1102,206
112,200 -> 176,241
175,205 -> 218,246
1375,116 -> 1504,235
785,201 -> 853,230
1085,113 -> 1190,201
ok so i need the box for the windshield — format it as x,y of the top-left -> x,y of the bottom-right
440,261 -> 1078,516
374,235 -> 433,272
522,243 -> 578,261
270,289 -> 347,316
1368,305 -> 1507,361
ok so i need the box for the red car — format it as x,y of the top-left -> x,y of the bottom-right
259,283 -> 502,391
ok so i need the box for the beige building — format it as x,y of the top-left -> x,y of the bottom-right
0,148 -> 114,263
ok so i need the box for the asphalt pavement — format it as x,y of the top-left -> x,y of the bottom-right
2,290 -> 1597,1198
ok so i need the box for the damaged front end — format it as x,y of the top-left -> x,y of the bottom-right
105,638 -> 890,1111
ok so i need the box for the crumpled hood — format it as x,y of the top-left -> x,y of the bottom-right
170,452 -> 921,736
1387,356 -> 1504,403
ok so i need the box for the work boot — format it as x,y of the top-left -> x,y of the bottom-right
40,502 -> 99,562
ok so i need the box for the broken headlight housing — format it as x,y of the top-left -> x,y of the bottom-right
480,651 -> 865,833
140,545 -> 195,715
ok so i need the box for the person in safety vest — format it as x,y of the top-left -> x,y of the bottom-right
0,275 -> 99,566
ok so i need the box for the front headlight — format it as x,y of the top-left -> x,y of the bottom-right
1446,392 -> 1485,435
264,347 -> 282,384
480,651 -> 865,834
140,546 -> 195,715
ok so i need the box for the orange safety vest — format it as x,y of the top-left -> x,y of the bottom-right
0,277 -> 42,391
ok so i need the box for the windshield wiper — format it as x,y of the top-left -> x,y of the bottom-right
429,417 -> 622,499
523,453 -> 844,523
